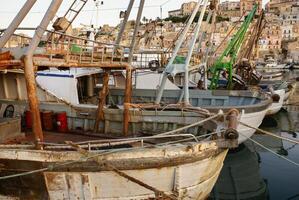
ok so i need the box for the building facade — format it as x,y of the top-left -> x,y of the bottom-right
181,1 -> 198,16
268,0 -> 298,14
240,0 -> 262,15
168,1 -> 198,17
219,1 -> 241,18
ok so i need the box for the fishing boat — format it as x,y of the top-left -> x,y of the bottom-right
259,70 -> 285,81
0,0 -> 244,199
256,58 -> 290,70
0,67 -> 273,145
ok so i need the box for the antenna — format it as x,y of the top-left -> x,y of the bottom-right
94,0 -> 104,29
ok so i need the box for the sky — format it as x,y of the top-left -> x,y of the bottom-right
0,0 -> 269,35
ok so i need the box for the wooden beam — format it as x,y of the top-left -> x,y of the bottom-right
94,71 -> 110,133
33,59 -> 131,69
23,56 -> 44,148
123,67 -> 133,136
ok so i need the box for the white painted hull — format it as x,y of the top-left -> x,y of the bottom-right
284,82 -> 297,102
266,89 -> 285,115
44,150 -> 228,200
0,142 -> 228,200
237,109 -> 268,143
284,90 -> 291,102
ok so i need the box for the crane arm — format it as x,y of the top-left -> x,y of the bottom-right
209,4 -> 258,89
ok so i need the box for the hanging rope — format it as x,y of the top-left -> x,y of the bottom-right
212,11 -> 246,57
240,122 -> 299,145
241,133 -> 299,167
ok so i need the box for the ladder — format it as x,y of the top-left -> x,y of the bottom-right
61,0 -> 88,34
48,0 -> 88,42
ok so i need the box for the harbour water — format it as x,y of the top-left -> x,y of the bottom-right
209,70 -> 299,200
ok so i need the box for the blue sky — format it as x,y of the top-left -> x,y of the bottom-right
0,0 -> 269,35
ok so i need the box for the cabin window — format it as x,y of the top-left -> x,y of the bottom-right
77,74 -> 101,104
3,105 -> 14,118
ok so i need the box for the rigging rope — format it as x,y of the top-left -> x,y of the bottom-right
157,112 -> 222,136
241,133 -> 299,167
240,122 -> 299,145
212,11 -> 246,57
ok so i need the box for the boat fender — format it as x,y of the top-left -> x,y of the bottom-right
271,94 -> 280,103
225,109 -> 239,140
225,128 -> 239,140
268,86 -> 280,103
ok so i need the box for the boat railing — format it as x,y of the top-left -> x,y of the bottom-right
44,133 -> 203,150
44,30 -> 128,64
1,33 -> 31,48
0,133 -> 205,151
1,28 -> 202,71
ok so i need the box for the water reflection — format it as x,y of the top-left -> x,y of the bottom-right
209,143 -> 269,200
209,95 -> 299,200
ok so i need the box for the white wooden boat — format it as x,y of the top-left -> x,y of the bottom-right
0,137 -> 229,200
259,80 -> 297,114
266,89 -> 285,115
0,0 -> 237,198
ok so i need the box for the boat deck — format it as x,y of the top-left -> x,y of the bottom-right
24,131 -> 106,143
3,129 -> 184,151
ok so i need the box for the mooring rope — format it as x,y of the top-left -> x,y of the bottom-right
240,122 -> 299,145
284,101 -> 299,106
241,133 -> 299,167
157,111 -> 223,136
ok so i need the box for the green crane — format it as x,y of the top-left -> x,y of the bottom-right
209,4 -> 258,89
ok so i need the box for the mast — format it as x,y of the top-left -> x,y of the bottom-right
114,0 -> 135,50
128,0 -> 146,63
155,0 -> 202,105
23,0 -> 63,149
0,0 -> 37,48
183,0 -> 209,105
